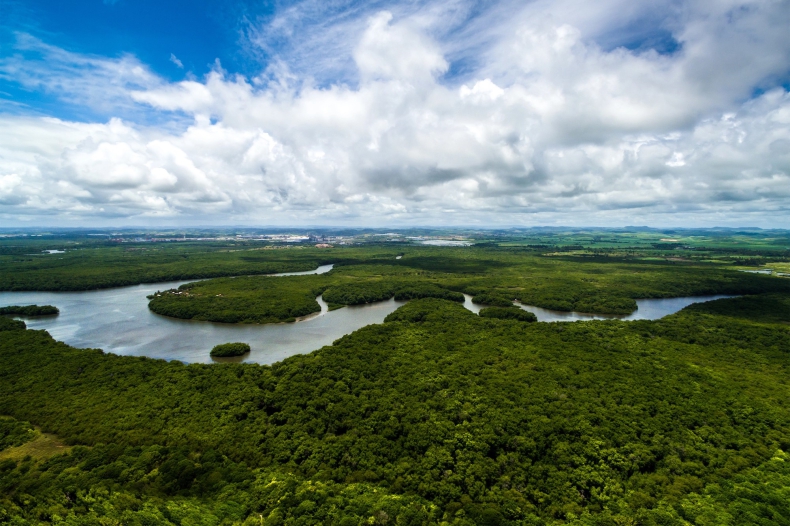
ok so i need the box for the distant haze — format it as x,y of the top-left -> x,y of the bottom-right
1,1 -> 790,227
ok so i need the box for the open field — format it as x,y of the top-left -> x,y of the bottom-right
0,430 -> 70,463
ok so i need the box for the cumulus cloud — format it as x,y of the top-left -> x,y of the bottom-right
1,0 -> 790,226
354,12 -> 448,84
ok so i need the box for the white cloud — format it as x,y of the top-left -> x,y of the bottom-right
0,33 -> 162,116
169,53 -> 184,69
354,12 -> 448,84
1,1 -> 790,226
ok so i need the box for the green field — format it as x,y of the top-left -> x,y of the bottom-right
1,230 -> 790,525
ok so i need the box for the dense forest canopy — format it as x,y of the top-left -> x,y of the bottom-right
147,250 -> 787,324
210,342 -> 252,357
2,294 -> 790,524
1,231 -> 789,524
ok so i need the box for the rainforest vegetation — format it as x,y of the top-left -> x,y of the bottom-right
478,306 -> 538,322
2,292 -> 790,524
147,251 -> 787,323
1,230 -> 790,524
0,316 -> 25,332
3,228 -> 787,295
210,342 -> 252,357
0,242 -> 327,292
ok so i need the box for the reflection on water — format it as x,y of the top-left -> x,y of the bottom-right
271,264 -> 334,277
1,266 -> 734,364
464,294 -> 735,322
514,295 -> 736,322
462,294 -> 482,314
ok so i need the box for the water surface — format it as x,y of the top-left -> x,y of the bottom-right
1,268 -> 734,364
0,264 -> 404,365
463,294 -> 734,322
514,295 -> 735,322
270,264 -> 334,277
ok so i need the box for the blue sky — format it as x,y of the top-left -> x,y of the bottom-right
2,0 -> 695,121
0,0 -> 789,227
4,0 -> 243,78
1,0 -> 260,121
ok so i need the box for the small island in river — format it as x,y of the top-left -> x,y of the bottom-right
0,305 -> 59,316
209,342 -> 251,357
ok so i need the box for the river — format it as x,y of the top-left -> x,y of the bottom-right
512,295 -> 735,321
0,264 -> 408,365
463,294 -> 734,320
1,266 -> 733,364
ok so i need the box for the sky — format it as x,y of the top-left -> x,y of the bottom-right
0,0 -> 789,228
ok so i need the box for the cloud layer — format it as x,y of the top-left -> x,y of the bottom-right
1,0 -> 790,226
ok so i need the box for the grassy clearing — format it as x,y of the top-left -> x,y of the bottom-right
0,417 -> 70,463
0,431 -> 70,462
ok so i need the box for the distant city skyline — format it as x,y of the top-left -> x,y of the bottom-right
1,0 -> 790,227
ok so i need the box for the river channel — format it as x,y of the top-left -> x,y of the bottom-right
1,265 -> 733,364
462,294 -> 734,321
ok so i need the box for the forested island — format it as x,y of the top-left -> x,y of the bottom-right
1,229 -> 789,524
210,342 -> 252,357
144,248 -> 782,325
0,305 -> 58,316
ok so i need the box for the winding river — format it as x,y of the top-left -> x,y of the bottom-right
462,294 -> 734,321
1,265 -> 733,364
